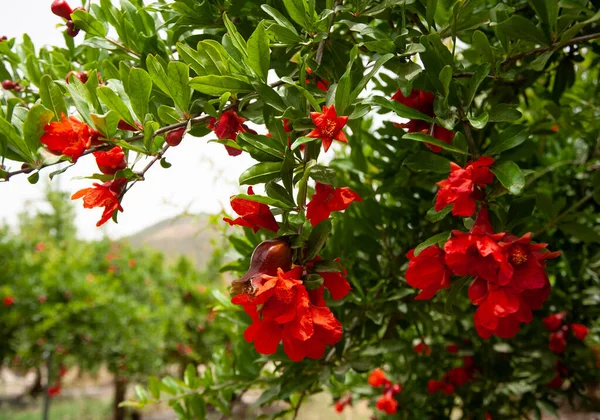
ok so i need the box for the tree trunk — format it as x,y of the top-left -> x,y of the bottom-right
113,377 -> 127,420
28,366 -> 43,397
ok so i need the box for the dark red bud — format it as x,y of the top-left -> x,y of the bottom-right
51,0 -> 73,20
21,163 -> 33,174
166,127 -> 185,147
118,120 -> 140,131
231,238 -> 292,295
65,20 -> 80,38
2,80 -> 17,90
0,36 -> 7,42
65,71 -> 88,84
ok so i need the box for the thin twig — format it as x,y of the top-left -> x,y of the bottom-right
105,37 -> 141,58
532,194 -> 593,237
219,386 -> 250,420
503,32 -> 600,64
292,392 -> 306,420
315,2 -> 340,65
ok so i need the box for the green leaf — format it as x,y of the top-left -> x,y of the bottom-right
39,75 -> 67,122
97,86 -> 137,127
506,195 -> 536,230
495,15 -> 549,45
403,133 -> 468,154
305,219 -> 332,262
167,62 -> 191,113
247,24 -> 269,81
282,0 -> 309,29
439,65 -> 452,97
239,161 -> 283,185
291,136 -> 319,150
222,13 -> 248,57
528,0 -> 558,35
0,116 -> 33,162
445,276 -> 471,314
414,231 -> 451,256
349,54 -> 394,103
488,104 -> 522,122
157,106 -> 181,125
190,75 -> 253,96
183,365 -> 198,388
403,151 -> 451,174
232,193 -> 291,209
472,30 -> 495,66
335,72 -> 352,116
23,105 -> 53,153
486,125 -> 528,155
426,0 -> 438,28
558,223 -> 600,243
90,111 -> 119,139
127,68 -> 152,122
465,63 -> 491,109
491,160 -> 525,195
237,132 -> 285,159
253,82 -> 286,112
148,377 -> 161,399
365,96 -> 434,122
469,111 -> 489,129
71,9 -> 107,37
176,43 -> 206,76
309,165 -> 336,185
261,4 -> 299,35
427,205 -> 452,222
266,181 -> 296,207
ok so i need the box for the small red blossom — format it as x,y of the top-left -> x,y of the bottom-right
306,183 -> 362,226
41,115 -> 95,162
305,68 -> 329,92
334,395 -> 352,413
309,257 -> 351,300
35,242 -> 45,252
71,178 -> 127,227
445,367 -> 469,387
543,312 -> 566,332
3,296 -> 15,306
446,344 -> 459,354
47,384 -> 62,397
549,331 -> 567,354
208,110 -> 255,156
571,323 -> 589,341
223,186 -> 279,233
306,105 -> 348,152
391,89 -> 455,152
38,296 -> 47,303
547,374 -> 563,389
375,393 -> 398,415
93,146 -> 126,175
368,368 -> 391,387
435,157 -> 495,217
406,245 -> 453,300
413,341 -> 431,355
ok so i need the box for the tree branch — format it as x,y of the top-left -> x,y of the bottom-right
503,32 -> 600,64
532,193 -> 593,238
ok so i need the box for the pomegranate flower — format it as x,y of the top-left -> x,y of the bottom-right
543,312 -> 566,332
375,394 -> 398,415
3,296 -> 15,306
309,257 -> 351,300
223,186 -> 279,233
71,178 -> 127,227
306,105 -> 348,152
391,88 -> 455,152
413,341 -> 431,355
571,323 -> 589,340
368,368 -> 391,387
306,183 -> 362,226
435,157 -> 495,217
306,68 -> 329,92
549,331 -> 567,354
405,245 -> 453,300
208,110 -> 255,156
41,115 -> 96,162
232,267 -> 342,362
93,146 -> 126,175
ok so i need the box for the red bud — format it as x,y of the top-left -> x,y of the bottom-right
66,20 -> 80,38
51,0 -> 73,20
2,80 -> 17,90
166,127 -> 185,147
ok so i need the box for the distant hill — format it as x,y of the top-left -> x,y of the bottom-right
125,214 -> 230,269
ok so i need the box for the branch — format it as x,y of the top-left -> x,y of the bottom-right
292,392 -> 306,420
105,38 -> 141,58
315,2 -> 340,65
532,193 -> 593,238
503,32 -> 600,65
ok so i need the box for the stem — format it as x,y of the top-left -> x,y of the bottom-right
503,32 -> 600,65
105,38 -> 141,58
122,144 -> 170,195
315,2 -> 340,65
525,160 -> 575,186
292,392 -> 306,420
42,351 -> 53,420
532,194 -> 593,237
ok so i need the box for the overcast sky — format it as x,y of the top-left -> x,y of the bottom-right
0,0 -> 258,240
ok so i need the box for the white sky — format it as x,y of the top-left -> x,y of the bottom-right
0,0 -> 257,240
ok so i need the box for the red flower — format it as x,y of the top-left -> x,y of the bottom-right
71,178 -> 127,227
306,68 -> 329,92
413,341 -> 431,355
368,368 -> 391,387
571,323 -> 589,340
41,115 -> 95,161
208,110 -> 254,156
306,183 -> 362,226
391,89 -> 455,152
283,118 -> 293,132
311,257 -> 351,300
549,331 -> 567,354
375,393 -> 398,415
233,267 -> 342,362
306,105 -> 348,152
334,401 -> 344,413
3,296 -> 15,306
93,146 -> 126,175
427,379 -> 444,394
223,187 -> 279,233
446,344 -> 459,354
405,245 -> 453,300
547,374 -> 563,389
445,367 -> 469,386
435,157 -> 495,217
47,384 -> 61,397
543,312 -> 566,332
